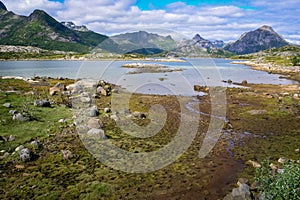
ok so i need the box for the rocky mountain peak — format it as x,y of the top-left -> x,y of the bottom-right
224,25 -> 289,54
259,25 -> 274,32
192,34 -> 205,41
0,1 -> 7,11
61,22 -> 89,32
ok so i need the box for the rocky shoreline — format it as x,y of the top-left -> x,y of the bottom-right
231,60 -> 300,82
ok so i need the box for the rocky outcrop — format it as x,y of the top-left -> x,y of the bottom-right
61,22 -> 89,32
224,25 -> 289,54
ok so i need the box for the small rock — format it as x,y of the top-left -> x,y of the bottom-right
19,148 -> 32,162
132,111 -> 147,119
96,86 -> 108,96
227,79 -> 233,84
293,94 -> 299,99
9,110 -> 18,115
277,169 -> 285,174
87,128 -> 107,140
282,92 -> 290,97
247,160 -> 261,168
270,163 -> 278,170
0,152 -> 10,160
241,80 -> 248,85
3,103 -> 11,108
110,114 -> 120,121
8,135 -> 15,141
58,119 -> 65,123
87,118 -> 104,129
15,145 -> 25,152
30,141 -> 41,149
237,178 -> 249,187
81,97 -> 92,104
278,157 -> 287,164
13,113 -> 29,122
89,106 -> 99,117
0,150 -> 6,154
61,150 -> 73,160
50,82 -> 65,96
34,100 -> 51,107
104,107 -> 111,113
247,110 -> 267,115
227,184 -> 252,200
295,148 -> 300,153
15,165 -> 25,170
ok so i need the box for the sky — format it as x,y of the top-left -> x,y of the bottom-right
2,0 -> 300,44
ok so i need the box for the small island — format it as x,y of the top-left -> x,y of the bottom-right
122,62 -> 183,74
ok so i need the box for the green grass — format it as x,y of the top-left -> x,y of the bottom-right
255,160 -> 300,200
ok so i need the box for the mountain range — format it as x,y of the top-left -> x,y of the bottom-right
0,1 -> 293,56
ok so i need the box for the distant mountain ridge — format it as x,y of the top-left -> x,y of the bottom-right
110,31 -> 176,54
224,25 -> 289,54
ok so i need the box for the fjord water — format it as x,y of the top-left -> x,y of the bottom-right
0,58 -> 297,95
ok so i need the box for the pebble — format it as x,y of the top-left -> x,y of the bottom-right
247,160 -> 261,168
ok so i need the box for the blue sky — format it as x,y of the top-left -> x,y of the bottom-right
2,0 -> 300,44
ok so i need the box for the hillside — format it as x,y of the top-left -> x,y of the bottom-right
0,2 -> 108,53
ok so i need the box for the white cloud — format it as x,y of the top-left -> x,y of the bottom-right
2,0 -> 62,16
1,0 -> 300,44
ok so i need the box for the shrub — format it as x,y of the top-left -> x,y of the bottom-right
255,160 -> 300,200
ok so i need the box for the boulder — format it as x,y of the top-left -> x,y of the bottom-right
89,106 -> 99,117
3,103 -> 11,108
34,100 -> 51,107
87,118 -> 104,129
19,148 -> 33,162
231,184 -> 252,200
13,113 -> 29,122
87,128 -> 107,140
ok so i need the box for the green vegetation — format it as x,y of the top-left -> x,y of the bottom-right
291,56 -> 300,66
255,160 -> 300,199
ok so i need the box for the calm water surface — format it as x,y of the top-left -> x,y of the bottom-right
0,58 -> 297,95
